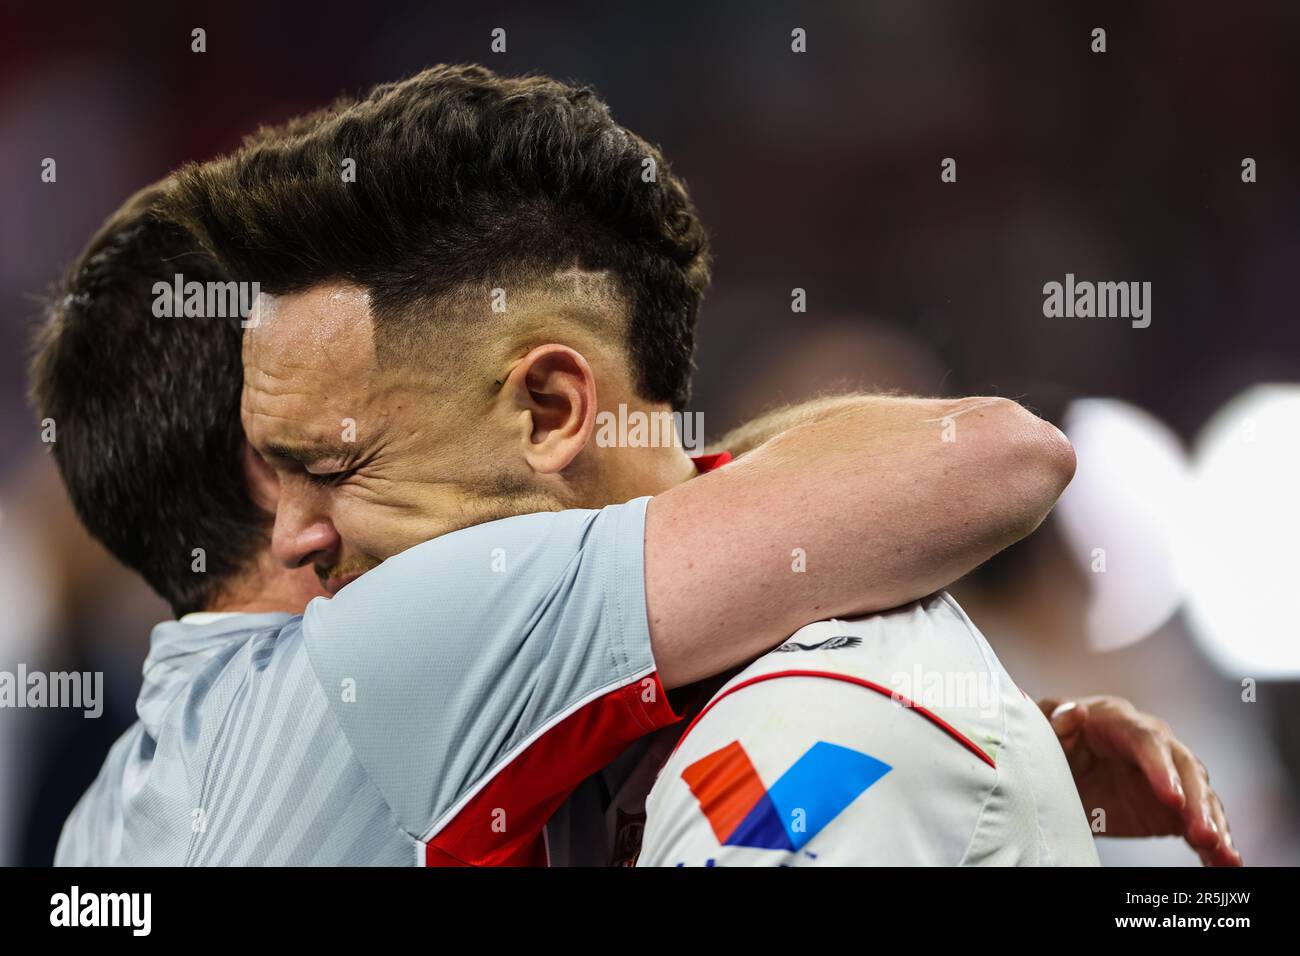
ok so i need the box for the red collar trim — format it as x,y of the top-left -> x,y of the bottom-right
689,451 -> 732,473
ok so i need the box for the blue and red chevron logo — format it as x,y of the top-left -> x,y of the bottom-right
681,740 -> 891,851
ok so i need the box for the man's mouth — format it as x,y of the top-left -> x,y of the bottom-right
322,570 -> 364,595
316,556 -> 382,595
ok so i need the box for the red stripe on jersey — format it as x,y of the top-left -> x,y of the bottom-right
425,449 -> 727,865
670,669 -> 997,770
425,671 -> 680,866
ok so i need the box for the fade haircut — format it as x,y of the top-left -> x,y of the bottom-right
169,63 -> 712,411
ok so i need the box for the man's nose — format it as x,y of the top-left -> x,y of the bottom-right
272,493 -> 341,570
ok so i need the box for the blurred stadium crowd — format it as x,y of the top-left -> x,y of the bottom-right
2,1 -> 1298,864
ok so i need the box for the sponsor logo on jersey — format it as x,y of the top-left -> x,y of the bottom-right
681,740 -> 890,851
774,635 -> 862,653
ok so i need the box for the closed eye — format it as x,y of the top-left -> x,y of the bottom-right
305,467 -> 355,487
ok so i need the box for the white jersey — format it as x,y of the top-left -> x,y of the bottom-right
637,593 -> 1100,866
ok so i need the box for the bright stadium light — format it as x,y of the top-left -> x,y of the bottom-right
1056,398 -> 1190,652
1178,384 -> 1300,678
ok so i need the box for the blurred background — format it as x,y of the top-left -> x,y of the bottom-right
2,0 -> 1298,865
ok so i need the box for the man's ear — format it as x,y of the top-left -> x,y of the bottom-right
504,344 -> 598,475
242,441 -> 280,516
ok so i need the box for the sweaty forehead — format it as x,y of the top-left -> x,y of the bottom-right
245,284 -> 376,369
242,284 -> 380,451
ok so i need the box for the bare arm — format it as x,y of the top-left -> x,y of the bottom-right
703,393 -> 885,458
646,394 -> 1075,687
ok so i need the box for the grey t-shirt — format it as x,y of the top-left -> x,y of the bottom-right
55,498 -> 678,866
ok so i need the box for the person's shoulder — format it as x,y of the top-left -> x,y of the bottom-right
307,499 -> 651,626
143,611 -> 305,682
736,592 -> 989,679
